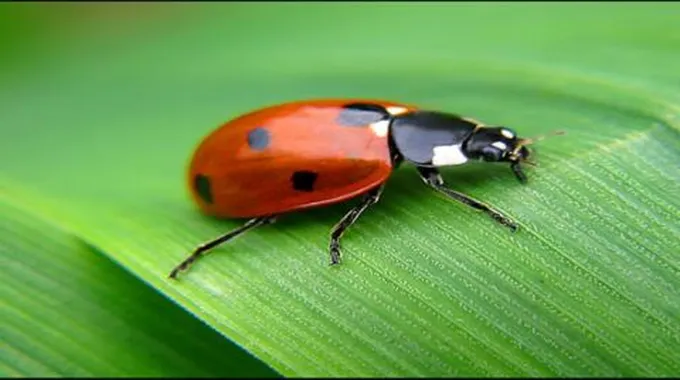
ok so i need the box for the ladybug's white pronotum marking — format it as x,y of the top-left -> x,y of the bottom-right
386,106 -> 409,116
432,144 -> 468,166
370,106 -> 409,137
369,119 -> 390,137
500,128 -> 515,139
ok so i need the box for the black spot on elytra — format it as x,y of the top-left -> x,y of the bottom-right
336,103 -> 390,127
247,127 -> 270,150
194,174 -> 213,204
291,171 -> 318,192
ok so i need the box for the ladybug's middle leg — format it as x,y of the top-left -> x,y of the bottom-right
417,166 -> 519,231
328,185 -> 384,265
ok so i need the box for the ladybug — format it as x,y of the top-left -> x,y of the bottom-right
169,99 -> 561,279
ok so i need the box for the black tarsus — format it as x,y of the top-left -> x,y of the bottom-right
511,162 -> 528,184
417,166 -> 519,231
168,216 -> 276,279
329,185 -> 384,265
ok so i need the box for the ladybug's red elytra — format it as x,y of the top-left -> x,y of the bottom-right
169,98 -> 562,279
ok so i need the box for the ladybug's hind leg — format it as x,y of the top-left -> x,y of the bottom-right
329,185 -> 384,265
417,166 -> 519,231
169,216 -> 276,279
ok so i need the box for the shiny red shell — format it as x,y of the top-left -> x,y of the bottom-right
188,99 -> 417,218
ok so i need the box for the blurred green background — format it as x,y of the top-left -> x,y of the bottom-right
1,2 -> 679,378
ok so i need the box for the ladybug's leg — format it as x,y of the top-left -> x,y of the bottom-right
169,216 -> 276,279
329,185 -> 384,265
417,166 -> 519,231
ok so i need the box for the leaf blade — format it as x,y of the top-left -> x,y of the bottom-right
1,3 -> 679,377
0,199 -> 280,377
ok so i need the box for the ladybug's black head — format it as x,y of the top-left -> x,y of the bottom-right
464,127 -> 529,162
463,126 -> 531,183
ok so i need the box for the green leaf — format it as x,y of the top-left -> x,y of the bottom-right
1,3 -> 679,377
0,198 -> 279,377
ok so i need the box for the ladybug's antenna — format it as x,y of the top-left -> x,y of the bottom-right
519,129 -> 566,147
512,129 -> 565,159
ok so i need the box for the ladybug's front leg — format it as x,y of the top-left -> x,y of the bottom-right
417,166 -> 519,231
328,185 -> 384,265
